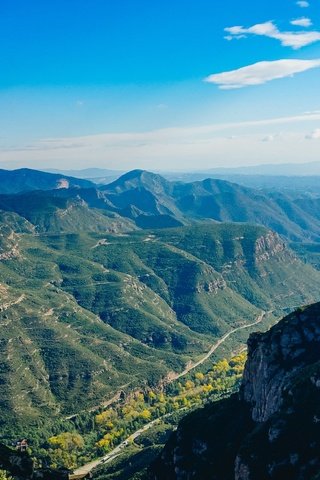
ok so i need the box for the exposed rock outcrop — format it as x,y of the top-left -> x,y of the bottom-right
254,232 -> 287,263
150,302 -> 320,480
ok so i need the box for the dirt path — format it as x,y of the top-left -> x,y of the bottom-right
64,388 -> 130,421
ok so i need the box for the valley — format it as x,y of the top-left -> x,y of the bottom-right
0,168 -> 319,478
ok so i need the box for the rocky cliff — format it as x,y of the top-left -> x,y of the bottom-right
150,302 -> 320,480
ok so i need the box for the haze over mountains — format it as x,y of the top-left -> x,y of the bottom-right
45,160 -> 320,181
202,160 -> 320,176
39,163 -> 320,194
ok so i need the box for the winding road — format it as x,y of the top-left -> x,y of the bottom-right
172,310 -> 266,380
71,311 -> 267,478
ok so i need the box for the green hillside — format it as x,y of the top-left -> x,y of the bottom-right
0,214 -> 320,437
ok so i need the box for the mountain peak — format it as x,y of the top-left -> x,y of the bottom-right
101,169 -> 171,193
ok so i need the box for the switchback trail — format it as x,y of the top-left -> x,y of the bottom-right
71,311 -> 267,478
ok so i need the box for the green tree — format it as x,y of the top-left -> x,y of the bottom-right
0,471 -> 12,480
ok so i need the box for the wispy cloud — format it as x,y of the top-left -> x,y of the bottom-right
297,1 -> 310,7
291,17 -> 312,27
1,113 -> 320,169
306,128 -> 320,139
204,59 -> 320,89
224,21 -> 320,49
304,110 -> 320,115
3,111 -> 320,152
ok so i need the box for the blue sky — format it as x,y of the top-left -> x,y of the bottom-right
1,0 -> 320,170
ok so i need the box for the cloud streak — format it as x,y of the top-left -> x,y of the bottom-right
204,59 -> 320,89
225,21 -> 320,49
3,111 -> 320,152
296,1 -> 310,7
1,112 -> 320,170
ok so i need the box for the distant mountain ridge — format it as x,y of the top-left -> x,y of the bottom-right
202,160 -> 320,176
101,170 -> 320,241
45,167 -> 123,184
0,168 -> 95,193
0,168 -> 320,240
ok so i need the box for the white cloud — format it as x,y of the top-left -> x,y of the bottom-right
204,59 -> 320,89
297,1 -> 310,7
306,128 -> 320,139
291,17 -> 312,27
224,20 -> 320,49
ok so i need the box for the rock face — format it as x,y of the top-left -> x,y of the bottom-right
241,304 -> 320,422
254,231 -> 287,263
150,302 -> 320,480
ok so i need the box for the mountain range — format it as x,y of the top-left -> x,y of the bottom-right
0,167 -> 319,435
0,165 -> 320,480
202,160 -> 320,176
0,168 -> 319,241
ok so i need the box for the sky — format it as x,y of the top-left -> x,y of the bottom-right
0,0 -> 320,171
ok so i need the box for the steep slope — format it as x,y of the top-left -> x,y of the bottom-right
101,170 -> 184,228
172,179 -> 320,241
151,302 -> 320,480
0,168 -> 95,193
